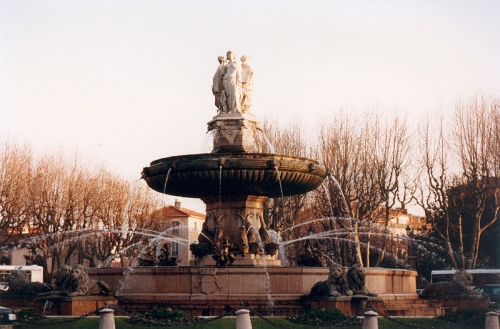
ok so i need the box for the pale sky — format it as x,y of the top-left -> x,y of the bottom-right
1,1 -> 499,212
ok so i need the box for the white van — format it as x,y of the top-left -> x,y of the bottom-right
431,269 -> 500,287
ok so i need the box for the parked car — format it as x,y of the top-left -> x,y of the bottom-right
473,284 -> 500,304
0,306 -> 18,326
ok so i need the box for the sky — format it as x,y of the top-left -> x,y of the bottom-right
1,1 -> 499,212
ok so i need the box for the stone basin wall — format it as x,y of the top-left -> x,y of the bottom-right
87,266 -> 418,315
88,266 -> 417,301
0,267 -> 418,316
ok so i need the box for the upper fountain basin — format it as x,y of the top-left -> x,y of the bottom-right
142,153 -> 327,199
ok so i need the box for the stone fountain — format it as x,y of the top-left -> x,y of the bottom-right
142,116 -> 325,266
87,52 -> 421,316
142,51 -> 327,267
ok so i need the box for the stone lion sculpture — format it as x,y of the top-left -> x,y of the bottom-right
40,264 -> 111,297
39,265 -> 73,296
66,264 -> 112,297
421,269 -> 483,299
4,270 -> 52,296
346,264 -> 378,297
54,265 -> 73,292
309,263 -> 353,297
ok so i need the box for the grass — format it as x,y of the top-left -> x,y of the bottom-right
16,316 -> 485,329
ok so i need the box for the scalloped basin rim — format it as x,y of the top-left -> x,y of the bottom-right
143,153 -> 327,198
149,152 -> 321,165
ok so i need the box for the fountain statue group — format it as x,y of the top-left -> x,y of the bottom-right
212,51 -> 253,114
194,212 -> 279,266
137,241 -> 177,267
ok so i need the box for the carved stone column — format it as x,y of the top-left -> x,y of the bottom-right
193,195 -> 281,266
202,195 -> 268,246
208,113 -> 260,153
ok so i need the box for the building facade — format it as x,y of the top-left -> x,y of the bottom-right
151,200 -> 205,265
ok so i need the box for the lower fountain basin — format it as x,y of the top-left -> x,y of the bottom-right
141,153 -> 327,198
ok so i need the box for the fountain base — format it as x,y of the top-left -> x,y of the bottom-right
85,267 -> 435,316
41,295 -> 118,316
0,294 -> 118,316
190,253 -> 281,267
301,295 -> 383,316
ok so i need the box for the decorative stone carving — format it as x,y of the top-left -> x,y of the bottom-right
212,56 -> 227,113
50,265 -> 73,294
208,113 -> 260,153
309,263 -> 353,297
240,55 -> 253,114
157,243 -> 177,266
346,264 -> 378,297
40,264 -> 111,297
212,51 -> 254,115
222,51 -> 243,114
239,224 -> 249,255
137,241 -> 157,266
421,269 -> 485,299
3,270 -> 52,296
212,235 -> 235,267
195,268 -> 221,294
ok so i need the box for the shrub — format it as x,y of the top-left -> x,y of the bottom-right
129,308 -> 201,326
437,309 -> 485,326
286,308 -> 361,326
16,308 -> 45,323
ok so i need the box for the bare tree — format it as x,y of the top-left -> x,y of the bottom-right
371,112 -> 412,267
451,96 -> 500,268
261,118 -> 311,233
105,180 -> 161,267
417,95 -> 500,270
0,141 -> 32,249
312,111 -> 367,266
311,111 -> 413,267
416,116 -> 461,269
26,152 -> 69,271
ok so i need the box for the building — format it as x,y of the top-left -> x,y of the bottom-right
151,200 -> 205,265
373,207 -> 428,236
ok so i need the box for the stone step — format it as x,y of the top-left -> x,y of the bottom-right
384,307 -> 443,317
383,298 -> 445,317
384,301 -> 443,308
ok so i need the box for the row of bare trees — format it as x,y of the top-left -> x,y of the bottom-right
262,111 -> 414,267
263,95 -> 500,270
0,143 -> 163,275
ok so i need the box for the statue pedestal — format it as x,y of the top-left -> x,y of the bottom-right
39,295 -> 118,316
300,295 -> 384,316
432,295 -> 491,313
208,113 -> 261,153
202,195 -> 268,247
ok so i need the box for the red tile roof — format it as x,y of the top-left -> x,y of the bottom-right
155,206 -> 205,219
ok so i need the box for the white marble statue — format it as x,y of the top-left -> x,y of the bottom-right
222,51 -> 243,114
212,56 -> 227,113
213,51 -> 255,115
240,55 -> 253,114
